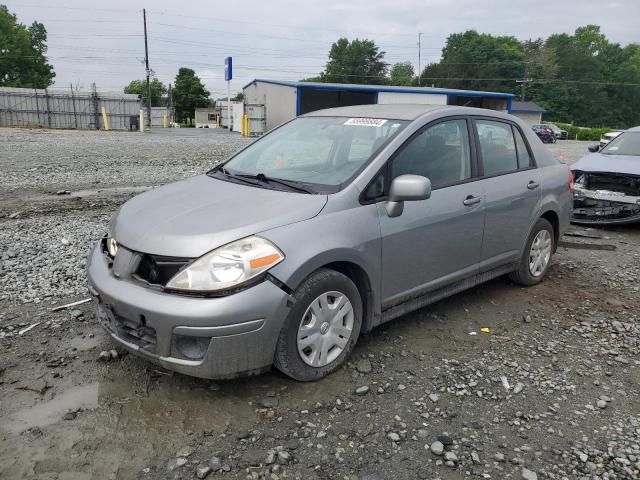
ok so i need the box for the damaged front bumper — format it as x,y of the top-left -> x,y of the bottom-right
572,184 -> 640,225
86,243 -> 291,379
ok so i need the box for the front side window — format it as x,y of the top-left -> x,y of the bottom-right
217,116 -> 407,193
476,120 -> 518,176
391,119 -> 472,188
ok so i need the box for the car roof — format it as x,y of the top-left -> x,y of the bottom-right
302,104 -> 513,121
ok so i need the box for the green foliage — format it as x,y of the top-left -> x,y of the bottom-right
554,123 -> 613,141
172,68 -> 210,123
389,62 -> 415,86
0,5 -> 55,88
418,26 -> 640,128
318,38 -> 388,84
231,91 -> 244,101
123,78 -> 167,107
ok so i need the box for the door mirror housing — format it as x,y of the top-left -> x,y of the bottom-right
386,174 -> 432,217
588,145 -> 600,152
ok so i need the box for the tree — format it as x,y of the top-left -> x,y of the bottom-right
315,38 -> 388,85
0,5 -> 55,88
124,78 -> 167,107
172,68 -> 210,123
416,26 -> 640,128
231,91 -> 244,101
389,62 -> 415,86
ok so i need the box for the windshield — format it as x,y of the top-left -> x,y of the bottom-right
601,132 -> 640,156
215,116 -> 407,193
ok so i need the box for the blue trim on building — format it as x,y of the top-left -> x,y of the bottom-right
295,88 -> 301,116
243,78 -> 514,100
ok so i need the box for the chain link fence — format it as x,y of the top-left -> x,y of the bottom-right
0,86 -> 142,130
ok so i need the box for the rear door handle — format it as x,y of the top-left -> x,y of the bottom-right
463,195 -> 481,206
527,181 -> 540,190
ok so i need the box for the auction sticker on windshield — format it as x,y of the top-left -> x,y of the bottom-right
344,118 -> 388,127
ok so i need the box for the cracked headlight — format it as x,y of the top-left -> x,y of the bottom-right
165,236 -> 284,293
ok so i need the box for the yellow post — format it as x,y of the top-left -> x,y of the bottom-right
139,110 -> 144,132
101,106 -> 110,131
162,112 -> 167,128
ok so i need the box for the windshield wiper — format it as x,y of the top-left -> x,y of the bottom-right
233,172 -> 315,194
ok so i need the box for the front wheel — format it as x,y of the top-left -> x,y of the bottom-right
509,218 -> 555,286
274,269 -> 362,381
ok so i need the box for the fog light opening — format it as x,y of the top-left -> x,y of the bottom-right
173,335 -> 210,361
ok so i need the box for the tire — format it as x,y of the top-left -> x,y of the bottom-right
274,269 -> 362,381
509,218 -> 555,286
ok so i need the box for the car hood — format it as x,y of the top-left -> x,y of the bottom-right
571,153 -> 640,176
111,175 -> 328,257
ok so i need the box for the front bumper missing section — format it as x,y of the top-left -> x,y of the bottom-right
572,185 -> 640,225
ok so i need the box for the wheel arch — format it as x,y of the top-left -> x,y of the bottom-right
271,251 -> 380,334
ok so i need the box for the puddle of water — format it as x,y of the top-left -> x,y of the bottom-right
3,384 -> 98,434
70,185 -> 152,198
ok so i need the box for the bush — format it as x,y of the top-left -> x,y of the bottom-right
554,123 -> 613,141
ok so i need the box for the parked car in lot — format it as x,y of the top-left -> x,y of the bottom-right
599,130 -> 623,149
87,104 -> 572,381
532,124 -> 556,144
542,123 -> 568,140
572,127 -> 640,225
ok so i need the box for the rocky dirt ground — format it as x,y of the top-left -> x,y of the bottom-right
0,128 -> 638,480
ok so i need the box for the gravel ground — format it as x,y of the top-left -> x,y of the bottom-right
1,128 -> 639,480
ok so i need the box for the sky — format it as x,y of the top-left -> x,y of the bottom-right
5,0 -> 640,97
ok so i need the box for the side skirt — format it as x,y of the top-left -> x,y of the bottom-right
380,263 -> 517,324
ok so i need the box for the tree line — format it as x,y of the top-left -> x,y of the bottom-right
307,26 -> 640,128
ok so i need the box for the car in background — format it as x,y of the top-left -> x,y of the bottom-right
599,130 -> 623,149
542,123 -> 568,140
572,127 -> 640,225
532,124 -> 556,144
87,104 -> 572,381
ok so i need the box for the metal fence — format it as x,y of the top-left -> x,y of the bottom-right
0,86 -> 142,130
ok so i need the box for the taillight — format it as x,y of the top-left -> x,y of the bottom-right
568,170 -> 574,193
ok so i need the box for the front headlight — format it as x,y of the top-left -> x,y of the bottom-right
106,237 -> 118,258
165,236 -> 284,293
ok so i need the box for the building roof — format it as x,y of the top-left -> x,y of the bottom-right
243,79 -> 514,99
304,104 -> 515,122
511,101 -> 545,113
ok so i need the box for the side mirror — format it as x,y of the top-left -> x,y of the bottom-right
386,174 -> 432,218
588,145 -> 600,152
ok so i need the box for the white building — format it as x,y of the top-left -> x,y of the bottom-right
243,79 -> 515,131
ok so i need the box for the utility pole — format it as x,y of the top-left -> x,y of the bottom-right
143,8 -> 152,130
417,32 -> 423,87
516,61 -> 531,101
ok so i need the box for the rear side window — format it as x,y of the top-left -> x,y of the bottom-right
476,120 -> 518,176
513,127 -> 532,168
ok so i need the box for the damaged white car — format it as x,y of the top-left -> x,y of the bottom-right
572,127 -> 640,225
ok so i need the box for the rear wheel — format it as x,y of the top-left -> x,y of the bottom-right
274,269 -> 362,381
509,218 -> 555,286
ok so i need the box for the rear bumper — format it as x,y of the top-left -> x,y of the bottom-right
86,243 -> 291,379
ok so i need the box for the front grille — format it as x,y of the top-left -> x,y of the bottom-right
113,313 -> 157,353
135,254 -> 191,286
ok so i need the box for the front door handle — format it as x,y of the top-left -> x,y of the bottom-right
527,181 -> 540,190
463,195 -> 481,206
